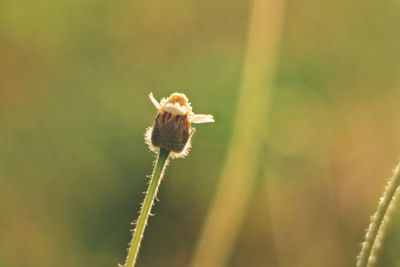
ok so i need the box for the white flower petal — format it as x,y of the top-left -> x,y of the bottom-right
164,103 -> 187,115
191,114 -> 215,123
149,93 -> 161,110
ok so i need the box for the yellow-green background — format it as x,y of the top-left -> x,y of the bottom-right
1,0 -> 400,266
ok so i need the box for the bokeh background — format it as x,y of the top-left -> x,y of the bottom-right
1,0 -> 400,266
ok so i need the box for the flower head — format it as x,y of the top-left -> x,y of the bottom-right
146,92 -> 214,158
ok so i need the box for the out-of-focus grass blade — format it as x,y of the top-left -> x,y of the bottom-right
190,1 -> 286,266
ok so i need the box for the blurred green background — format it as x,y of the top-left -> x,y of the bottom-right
1,0 -> 400,266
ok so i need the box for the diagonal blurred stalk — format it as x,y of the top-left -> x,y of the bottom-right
190,1 -> 286,266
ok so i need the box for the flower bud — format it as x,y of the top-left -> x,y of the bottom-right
146,92 -> 214,158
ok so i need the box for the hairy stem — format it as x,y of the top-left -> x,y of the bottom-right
124,148 -> 170,267
357,162 -> 400,267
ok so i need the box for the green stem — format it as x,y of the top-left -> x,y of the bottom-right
357,162 -> 400,267
124,148 -> 170,267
